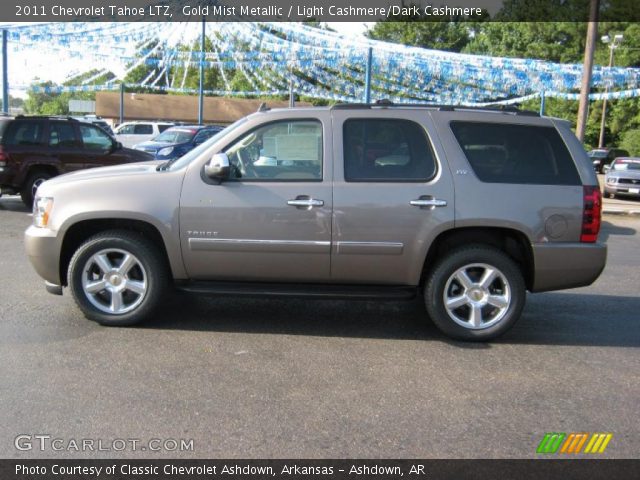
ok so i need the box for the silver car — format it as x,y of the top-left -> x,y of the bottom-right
604,157 -> 640,199
25,104 -> 607,342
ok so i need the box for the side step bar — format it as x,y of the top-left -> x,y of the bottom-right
176,281 -> 418,300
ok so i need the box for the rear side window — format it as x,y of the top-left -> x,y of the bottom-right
344,119 -> 436,182
0,119 -> 11,142
134,124 -> 153,135
158,124 -> 173,133
450,122 -> 580,185
3,121 -> 44,146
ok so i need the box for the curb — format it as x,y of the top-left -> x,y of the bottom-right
602,208 -> 640,216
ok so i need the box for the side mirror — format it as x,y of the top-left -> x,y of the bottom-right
204,153 -> 230,182
603,164 -> 611,173
111,141 -> 123,152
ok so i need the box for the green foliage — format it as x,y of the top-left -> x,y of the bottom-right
368,20 -> 481,52
24,70 -> 115,115
620,129 -> 640,156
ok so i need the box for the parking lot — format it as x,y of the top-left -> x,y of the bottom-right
1,194 -> 639,459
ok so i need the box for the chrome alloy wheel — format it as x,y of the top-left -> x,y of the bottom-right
443,263 -> 511,330
81,249 -> 147,314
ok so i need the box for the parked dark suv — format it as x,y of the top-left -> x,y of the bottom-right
0,116 -> 153,206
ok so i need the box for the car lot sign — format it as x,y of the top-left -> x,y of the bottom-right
69,100 -> 95,114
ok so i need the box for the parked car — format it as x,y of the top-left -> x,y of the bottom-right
588,147 -> 629,173
113,121 -> 174,148
133,125 -> 224,160
25,103 -> 606,342
604,157 -> 640,199
0,116 -> 153,206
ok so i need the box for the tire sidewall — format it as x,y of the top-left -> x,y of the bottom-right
68,232 -> 166,326
425,246 -> 526,341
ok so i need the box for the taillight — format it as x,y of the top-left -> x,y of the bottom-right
581,186 -> 602,243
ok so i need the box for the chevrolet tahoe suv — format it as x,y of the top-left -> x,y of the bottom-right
25,103 -> 606,341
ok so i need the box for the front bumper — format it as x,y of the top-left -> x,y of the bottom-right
604,184 -> 640,198
531,242 -> 607,292
24,225 -> 62,286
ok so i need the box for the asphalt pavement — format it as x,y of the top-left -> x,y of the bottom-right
0,195 -> 639,459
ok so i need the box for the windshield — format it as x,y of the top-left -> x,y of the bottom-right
612,159 -> 640,171
167,117 -> 249,171
588,150 -> 607,159
154,128 -> 197,144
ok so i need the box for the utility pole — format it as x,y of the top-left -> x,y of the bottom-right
198,17 -> 205,125
575,0 -> 599,143
289,52 -> 295,108
598,34 -> 623,148
119,83 -> 125,125
364,47 -> 373,103
2,29 -> 8,115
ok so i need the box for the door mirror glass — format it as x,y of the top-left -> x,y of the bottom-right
204,153 -> 230,182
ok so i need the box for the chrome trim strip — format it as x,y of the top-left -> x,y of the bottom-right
189,238 -> 331,254
335,241 -> 404,255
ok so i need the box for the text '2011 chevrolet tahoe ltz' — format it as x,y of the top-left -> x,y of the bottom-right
25,104 -> 606,341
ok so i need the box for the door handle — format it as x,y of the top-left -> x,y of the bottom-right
287,197 -> 324,209
410,198 -> 447,208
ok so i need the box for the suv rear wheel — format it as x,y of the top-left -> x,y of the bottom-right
68,230 -> 168,326
21,171 -> 52,207
424,245 -> 525,341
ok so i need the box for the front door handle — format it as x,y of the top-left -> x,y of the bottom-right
410,197 -> 447,208
287,196 -> 324,209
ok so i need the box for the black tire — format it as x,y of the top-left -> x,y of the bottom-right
424,245 -> 526,342
21,171 -> 53,207
67,230 -> 169,326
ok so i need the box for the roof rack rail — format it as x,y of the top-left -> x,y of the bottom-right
331,100 -> 539,116
14,114 -> 80,121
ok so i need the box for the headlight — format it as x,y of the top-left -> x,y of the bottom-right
33,197 -> 54,228
157,146 -> 174,157
606,177 -> 617,185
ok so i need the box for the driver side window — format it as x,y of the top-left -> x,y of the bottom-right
224,120 -> 322,181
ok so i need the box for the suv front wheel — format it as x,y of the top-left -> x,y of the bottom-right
424,245 -> 525,341
21,171 -> 52,207
68,230 -> 168,326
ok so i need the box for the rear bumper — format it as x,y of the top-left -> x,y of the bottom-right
531,242 -> 607,292
24,225 -> 62,285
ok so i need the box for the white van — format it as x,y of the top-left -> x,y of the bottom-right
114,121 -> 174,148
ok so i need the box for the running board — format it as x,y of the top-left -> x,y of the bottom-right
176,281 -> 417,300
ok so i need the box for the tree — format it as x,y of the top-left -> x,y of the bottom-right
620,129 -> 640,155
368,20 -> 482,53
24,70 -> 115,115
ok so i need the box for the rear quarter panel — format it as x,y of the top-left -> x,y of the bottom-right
430,111 -> 584,243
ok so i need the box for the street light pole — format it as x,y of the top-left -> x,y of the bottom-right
598,33 -> 623,148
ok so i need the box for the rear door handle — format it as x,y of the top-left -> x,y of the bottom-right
410,198 -> 447,208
